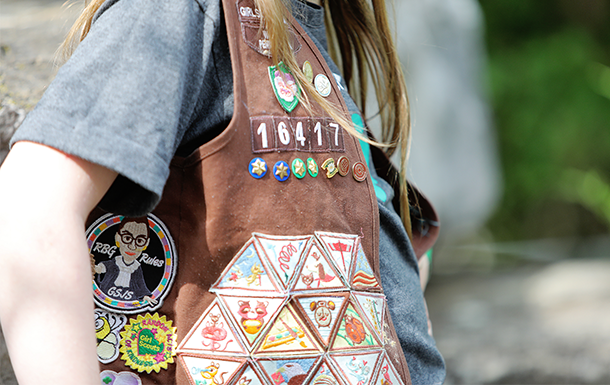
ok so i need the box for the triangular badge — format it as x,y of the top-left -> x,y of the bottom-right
330,301 -> 381,351
178,354 -> 246,385
315,232 -> 358,280
351,293 -> 386,341
211,238 -> 282,295
234,361 -> 268,385
350,242 -> 380,290
256,355 -> 320,385
292,293 -> 349,348
370,353 -> 405,385
178,299 -> 247,355
306,358 -> 346,385
268,61 -> 301,113
328,351 -> 382,385
218,294 -> 286,351
254,234 -> 311,290
291,241 -> 348,292
254,305 -> 321,355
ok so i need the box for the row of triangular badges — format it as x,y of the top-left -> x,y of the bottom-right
210,232 -> 381,295
178,291 -> 387,355
178,350 -> 405,385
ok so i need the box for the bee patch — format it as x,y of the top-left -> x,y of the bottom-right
95,309 -> 127,364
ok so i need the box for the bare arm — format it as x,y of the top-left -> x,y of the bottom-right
0,142 -> 117,385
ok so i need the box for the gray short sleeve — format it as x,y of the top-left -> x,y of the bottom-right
11,0 -> 208,215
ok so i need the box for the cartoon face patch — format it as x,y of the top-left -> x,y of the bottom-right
87,214 -> 177,314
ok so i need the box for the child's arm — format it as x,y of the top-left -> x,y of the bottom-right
0,141 -> 117,385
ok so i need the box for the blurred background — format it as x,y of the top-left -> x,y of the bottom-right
1,0 -> 610,384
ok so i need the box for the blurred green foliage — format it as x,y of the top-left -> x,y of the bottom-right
480,0 -> 610,240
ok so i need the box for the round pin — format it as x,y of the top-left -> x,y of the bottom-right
314,74 -> 332,97
292,158 -> 306,179
303,61 -> 314,83
352,161 -> 368,182
274,161 -> 290,181
307,158 -> 319,177
249,157 -> 267,179
337,156 -> 350,176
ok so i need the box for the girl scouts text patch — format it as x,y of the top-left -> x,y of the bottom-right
87,214 -> 178,314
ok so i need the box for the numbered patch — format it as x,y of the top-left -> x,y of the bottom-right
88,214 -> 177,314
250,117 -> 345,153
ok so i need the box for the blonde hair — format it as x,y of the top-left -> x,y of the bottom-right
61,0 -> 412,236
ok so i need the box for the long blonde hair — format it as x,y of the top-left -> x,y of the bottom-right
61,0 -> 412,236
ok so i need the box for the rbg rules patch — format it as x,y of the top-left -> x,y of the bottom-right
87,214 -> 177,314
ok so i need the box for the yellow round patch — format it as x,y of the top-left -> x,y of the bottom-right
119,313 -> 177,373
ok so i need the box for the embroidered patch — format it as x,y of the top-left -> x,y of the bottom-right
310,359 -> 343,385
257,356 -> 320,385
255,305 -> 321,354
217,294 -> 286,351
235,362 -> 267,385
100,370 -> 142,385
95,309 -> 127,364
119,313 -> 177,373
179,354 -> 246,385
329,351 -> 382,385
292,293 -> 349,347
371,353 -> 405,385
315,232 -> 358,280
352,162 -> 367,182
177,233 -> 404,385
274,161 -> 291,182
211,239 -> 282,294
337,156 -> 350,177
331,302 -> 380,350
255,234 -> 311,290
351,243 -> 380,290
291,241 -> 347,292
88,214 -> 177,314
314,74 -> 332,97
307,158 -> 319,177
236,0 -> 302,57
269,62 -> 300,113
321,158 -> 337,179
178,299 -> 247,355
351,293 -> 386,341
292,158 -> 307,179
249,158 -> 267,179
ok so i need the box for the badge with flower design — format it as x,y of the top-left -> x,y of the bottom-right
119,313 -> 177,373
268,61 -> 301,112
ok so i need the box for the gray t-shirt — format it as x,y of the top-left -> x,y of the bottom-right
11,0 -> 445,383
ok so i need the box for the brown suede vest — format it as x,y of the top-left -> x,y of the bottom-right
88,1 -> 416,384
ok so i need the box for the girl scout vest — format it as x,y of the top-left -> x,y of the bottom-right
86,1 -> 435,384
